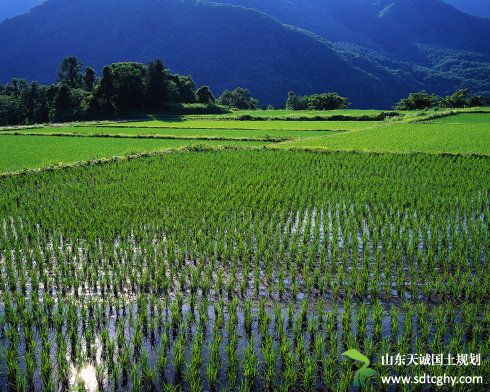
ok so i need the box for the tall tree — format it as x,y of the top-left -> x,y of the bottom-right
196,86 -> 215,104
50,84 -> 74,121
218,87 -> 259,110
83,67 -> 97,92
286,91 -> 303,110
107,62 -> 147,112
0,95 -> 23,126
169,74 -> 196,103
24,82 -> 49,123
146,59 -> 168,110
93,65 -> 116,114
394,91 -> 441,110
57,56 -> 84,89
2,78 -> 29,98
443,89 -> 470,108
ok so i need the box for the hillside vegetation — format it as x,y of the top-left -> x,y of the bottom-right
444,0 -> 490,18
0,0 -> 42,21
0,0 -> 489,107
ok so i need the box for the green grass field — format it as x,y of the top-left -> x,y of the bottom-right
191,108 -> 387,118
106,119 -> 380,131
0,108 -> 489,391
2,126 -> 344,141
0,135 -> 265,173
1,149 -> 488,390
280,121 -> 490,155
427,113 -> 490,124
0,109 -> 488,173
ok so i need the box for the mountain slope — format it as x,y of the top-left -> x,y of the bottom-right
0,0 -> 44,21
0,0 -> 488,107
219,0 -> 490,98
0,0 -> 416,107
222,0 -> 490,59
444,0 -> 490,18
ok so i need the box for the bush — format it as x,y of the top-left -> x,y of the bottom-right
286,91 -> 349,110
394,91 -> 440,110
218,87 -> 259,110
165,103 -> 229,115
395,89 -> 488,110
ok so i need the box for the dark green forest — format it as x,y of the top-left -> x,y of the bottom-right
0,58 -> 214,125
0,57 -> 272,125
1,55 -> 486,126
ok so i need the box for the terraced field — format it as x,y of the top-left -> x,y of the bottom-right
0,135 -> 267,174
280,116 -> 490,155
1,109 -> 488,174
104,120 -> 380,131
1,127 -> 345,142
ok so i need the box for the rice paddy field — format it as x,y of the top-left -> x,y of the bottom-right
0,109 -> 489,391
1,127 -> 345,143
91,120 -> 379,131
0,135 -> 267,174
280,120 -> 490,154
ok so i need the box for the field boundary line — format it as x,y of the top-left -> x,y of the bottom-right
0,131 -> 284,143
80,124 -> 350,132
275,123 -> 387,146
270,145 -> 490,158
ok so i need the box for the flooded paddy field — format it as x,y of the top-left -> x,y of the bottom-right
0,149 -> 488,391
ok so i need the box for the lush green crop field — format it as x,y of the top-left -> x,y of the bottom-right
108,119 -> 380,131
1,110 -> 488,174
0,135 -> 265,173
198,109 -> 387,118
0,150 -> 488,391
0,108 -> 489,390
281,120 -> 490,155
427,113 -> 490,124
3,126 -> 343,141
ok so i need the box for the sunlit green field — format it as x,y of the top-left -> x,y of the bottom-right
427,113 -> 490,124
106,119 -> 379,131
0,109 -> 488,174
1,149 -> 488,391
196,108 -> 387,118
0,108 -> 489,391
2,126 -> 344,141
0,135 -> 265,173
280,120 -> 490,155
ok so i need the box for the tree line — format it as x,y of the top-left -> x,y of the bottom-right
1,57 -> 488,126
394,89 -> 488,111
286,91 -> 350,111
286,89 -> 488,112
0,57 -> 262,125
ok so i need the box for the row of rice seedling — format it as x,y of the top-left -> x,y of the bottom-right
0,292 -> 487,390
1,198 -> 486,304
0,149 -> 488,390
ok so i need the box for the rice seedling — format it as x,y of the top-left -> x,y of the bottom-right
96,363 -> 105,391
130,364 -> 141,392
243,337 -> 258,389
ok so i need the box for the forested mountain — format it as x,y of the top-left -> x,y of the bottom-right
221,0 -> 490,100
444,0 -> 490,18
0,0 -> 489,108
223,1 -> 490,64
0,0 -> 44,21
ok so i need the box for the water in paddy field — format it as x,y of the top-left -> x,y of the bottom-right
1,303 -> 481,391
70,364 -> 98,392
0,194 -> 487,391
